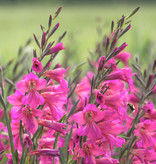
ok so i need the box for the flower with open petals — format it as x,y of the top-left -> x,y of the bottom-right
21,106 -> 43,134
73,104 -> 104,140
16,72 -> 47,108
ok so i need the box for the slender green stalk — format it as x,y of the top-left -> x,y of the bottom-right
126,136 -> 136,164
0,94 -> 17,164
52,132 -> 60,164
0,66 -> 4,97
19,120 -> 25,164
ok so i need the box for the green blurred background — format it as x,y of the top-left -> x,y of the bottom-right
0,0 -> 156,66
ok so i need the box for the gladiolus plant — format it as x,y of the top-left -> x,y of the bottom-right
1,6 -> 156,164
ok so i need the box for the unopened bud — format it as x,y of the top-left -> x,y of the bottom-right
152,60 -> 156,73
98,56 -> 106,71
119,42 -> 128,51
48,15 -> 52,29
33,34 -> 40,48
40,25 -> 45,31
41,32 -> 46,50
119,24 -> 131,38
146,74 -> 153,90
49,23 -> 60,38
111,21 -> 114,33
105,37 -> 110,51
54,63 -> 61,69
110,37 -> 117,50
33,49 -> 37,58
54,7 -> 62,20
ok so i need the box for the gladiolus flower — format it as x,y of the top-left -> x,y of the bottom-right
21,106 -> 43,134
79,142 -> 103,164
49,42 -> 65,54
114,51 -> 131,65
16,72 -> 47,108
7,90 -> 24,107
38,119 -> 66,134
73,104 -> 104,140
43,68 -> 68,83
32,58 -> 43,73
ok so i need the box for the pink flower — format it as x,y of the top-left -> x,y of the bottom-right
106,67 -> 135,89
7,90 -> 24,107
41,91 -> 67,120
73,104 -> 104,140
134,120 -> 156,149
38,119 -> 66,134
43,68 -> 68,83
114,51 -> 131,65
16,72 -> 47,108
32,58 -> 43,73
75,72 -> 93,97
98,120 -> 125,151
79,142 -> 103,164
49,42 -> 65,54
132,149 -> 156,163
21,106 -> 43,134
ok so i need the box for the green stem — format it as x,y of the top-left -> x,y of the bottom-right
52,132 -> 60,164
19,120 -> 25,164
126,136 -> 136,164
0,95 -> 17,164
0,66 -> 4,97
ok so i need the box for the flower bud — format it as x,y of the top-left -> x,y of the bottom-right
119,42 -> 128,51
23,134 -> 32,148
49,42 -> 65,54
41,32 -> 46,50
98,56 -> 106,71
146,74 -> 153,90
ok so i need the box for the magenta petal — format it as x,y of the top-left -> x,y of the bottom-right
36,79 -> 47,90
22,95 -> 29,106
38,119 -> 66,134
32,109 -> 43,117
22,91 -> 44,108
94,110 -> 105,122
91,144 -> 104,156
7,94 -> 22,106
16,80 -> 29,92
88,122 -> 101,140
25,72 -> 38,82
31,149 -> 60,156
11,106 -> 20,121
78,124 -> 90,136
83,104 -> 98,113
72,111 -> 86,125
26,115 -> 38,134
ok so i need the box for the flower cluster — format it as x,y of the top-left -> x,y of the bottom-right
1,6 -> 156,164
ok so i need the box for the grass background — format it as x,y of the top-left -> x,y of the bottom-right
0,2 -> 156,67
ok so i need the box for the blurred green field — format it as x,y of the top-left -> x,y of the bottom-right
0,3 -> 156,66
